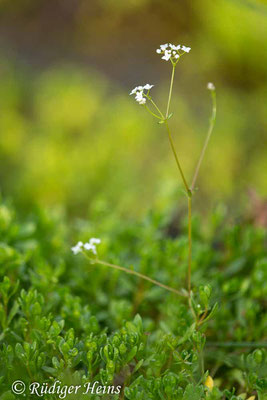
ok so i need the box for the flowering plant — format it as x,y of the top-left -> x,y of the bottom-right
129,43 -> 216,299
69,44 -> 266,398
74,43 -> 216,306
72,42 -> 219,390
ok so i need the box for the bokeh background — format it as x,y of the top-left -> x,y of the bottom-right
0,0 -> 266,218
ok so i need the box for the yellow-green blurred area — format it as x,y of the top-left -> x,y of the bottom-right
0,0 -> 266,217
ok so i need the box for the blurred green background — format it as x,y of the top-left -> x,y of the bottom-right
0,0 -> 266,217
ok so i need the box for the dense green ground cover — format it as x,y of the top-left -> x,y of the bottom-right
0,199 -> 266,399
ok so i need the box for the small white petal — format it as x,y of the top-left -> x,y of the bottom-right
135,91 -> 146,104
130,87 -> 138,95
84,243 -> 97,254
82,237 -> 101,255
71,246 -> 79,255
160,44 -> 168,50
90,238 -> 101,245
156,49 -> 161,54
162,51 -> 171,61
143,84 -> 154,90
135,92 -> 143,101
71,241 -> 83,255
182,45 -> 191,53
139,98 -> 146,105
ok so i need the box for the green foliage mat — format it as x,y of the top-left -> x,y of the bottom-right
0,200 -> 266,399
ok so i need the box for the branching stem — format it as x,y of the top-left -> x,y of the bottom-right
163,63 -> 192,299
148,97 -> 164,119
83,253 -> 186,297
191,90 -> 217,191
144,105 -> 162,120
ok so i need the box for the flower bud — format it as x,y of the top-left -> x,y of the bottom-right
204,375 -> 214,390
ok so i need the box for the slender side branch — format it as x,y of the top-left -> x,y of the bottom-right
83,253 -> 186,297
148,97 -> 164,119
206,341 -> 267,348
191,89 -> 217,191
144,105 -> 162,120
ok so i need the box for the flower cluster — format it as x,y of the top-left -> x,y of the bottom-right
130,84 -> 154,105
71,238 -> 101,255
156,43 -> 191,63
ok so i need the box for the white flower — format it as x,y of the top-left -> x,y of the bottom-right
207,82 -> 215,91
143,83 -> 154,90
71,238 -> 101,256
130,83 -> 154,105
84,238 -> 101,255
181,45 -> 191,53
130,87 -> 138,95
71,241 -> 83,255
156,43 -> 191,62
135,91 -> 146,104
84,242 -> 97,254
162,51 -> 172,61
160,43 -> 168,50
90,238 -> 101,245
84,243 -> 97,254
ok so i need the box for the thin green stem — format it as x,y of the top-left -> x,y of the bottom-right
206,341 -> 267,348
166,64 -> 176,118
148,97 -> 164,119
163,66 -> 192,300
162,64 -> 191,194
257,391 -> 262,400
188,196 -> 192,295
164,121 -> 191,195
147,60 -> 194,312
197,306 -> 208,327
144,105 -> 162,119
191,90 -> 217,191
199,347 -> 204,376
83,253 -> 186,297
